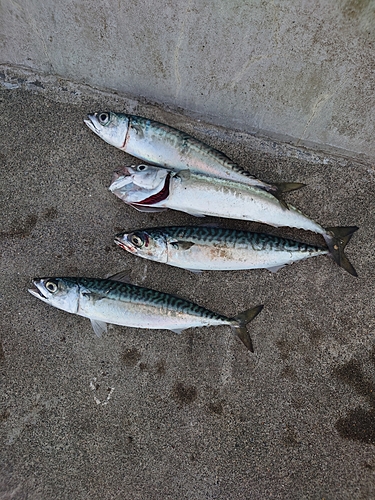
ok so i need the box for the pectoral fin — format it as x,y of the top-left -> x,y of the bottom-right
90,319 -> 108,337
267,264 -> 287,273
170,328 -> 186,335
186,212 -> 206,217
171,240 -> 195,250
176,170 -> 191,181
129,204 -> 167,213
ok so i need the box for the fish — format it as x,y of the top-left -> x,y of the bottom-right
114,225 -> 331,274
28,273 -> 263,352
109,165 -> 358,276
84,111 -> 305,205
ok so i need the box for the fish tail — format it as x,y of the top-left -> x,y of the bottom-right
271,182 -> 306,209
323,226 -> 359,277
232,305 -> 264,352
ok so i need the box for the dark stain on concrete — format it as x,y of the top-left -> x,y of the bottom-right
0,341 -> 5,362
281,365 -> 297,380
363,461 -> 374,470
0,408 -> 10,422
207,400 -> 224,415
303,319 -> 324,345
43,207 -> 58,220
291,397 -> 305,410
276,338 -> 290,360
155,359 -> 166,375
0,214 -> 38,238
342,0 -> 372,19
121,347 -> 142,367
334,349 -> 375,444
172,382 -> 197,405
281,426 -> 301,447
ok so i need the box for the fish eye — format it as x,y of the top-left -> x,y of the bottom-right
130,233 -> 144,247
45,280 -> 58,293
136,165 -> 147,171
98,112 -> 110,125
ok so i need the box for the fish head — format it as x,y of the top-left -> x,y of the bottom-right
115,229 -> 168,263
84,111 -> 129,149
109,165 -> 171,205
110,165 -> 168,189
28,278 -> 79,314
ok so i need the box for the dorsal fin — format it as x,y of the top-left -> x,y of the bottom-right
106,271 -> 131,283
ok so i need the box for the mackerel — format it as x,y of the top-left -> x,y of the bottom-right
84,111 -> 304,204
115,226 -> 330,273
28,274 -> 263,351
110,165 -> 358,276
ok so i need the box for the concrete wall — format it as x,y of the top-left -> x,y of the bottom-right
1,0 -> 374,160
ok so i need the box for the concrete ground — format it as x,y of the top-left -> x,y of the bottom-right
0,86 -> 374,499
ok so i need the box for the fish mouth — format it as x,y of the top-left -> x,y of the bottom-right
28,280 -> 46,299
109,168 -> 134,191
114,235 -> 137,254
84,115 -> 98,133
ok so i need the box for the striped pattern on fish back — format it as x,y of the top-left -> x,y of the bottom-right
152,226 -> 326,253
75,277 -> 229,322
129,116 -> 257,180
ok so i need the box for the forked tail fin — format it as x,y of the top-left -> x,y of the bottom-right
232,304 -> 264,352
323,226 -> 359,277
271,182 -> 306,209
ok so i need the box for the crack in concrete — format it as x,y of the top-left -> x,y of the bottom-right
272,0 -> 280,48
17,0 -> 54,73
174,0 -> 193,99
297,92 -> 334,144
229,53 -> 273,90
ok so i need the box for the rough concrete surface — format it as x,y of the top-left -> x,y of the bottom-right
1,0 -> 375,161
0,86 -> 374,500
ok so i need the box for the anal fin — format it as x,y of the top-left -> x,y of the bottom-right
170,328 -> 186,335
106,271 -> 131,283
267,264 -> 287,273
90,319 -> 108,337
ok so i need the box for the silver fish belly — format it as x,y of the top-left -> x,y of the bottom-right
28,276 -> 263,351
114,226 -> 329,273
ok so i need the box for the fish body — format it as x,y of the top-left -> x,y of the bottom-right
29,276 -> 263,351
115,226 -> 329,273
110,166 -> 325,232
110,165 -> 358,276
84,112 -> 304,201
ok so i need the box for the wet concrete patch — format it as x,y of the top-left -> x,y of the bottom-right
334,349 -> 375,444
